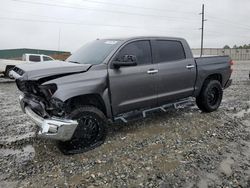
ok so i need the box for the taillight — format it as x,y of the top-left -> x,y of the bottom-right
229,60 -> 234,73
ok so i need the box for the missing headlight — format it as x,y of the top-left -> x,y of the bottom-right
39,84 -> 57,99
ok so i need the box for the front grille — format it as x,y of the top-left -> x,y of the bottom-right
13,67 -> 24,76
22,95 -> 48,117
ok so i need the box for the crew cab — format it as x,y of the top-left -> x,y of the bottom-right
11,37 -> 233,154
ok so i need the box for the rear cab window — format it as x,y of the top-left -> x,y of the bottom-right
152,40 -> 186,63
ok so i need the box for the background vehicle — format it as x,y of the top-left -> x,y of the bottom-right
22,53 -> 54,62
0,53 -> 54,78
11,37 -> 233,154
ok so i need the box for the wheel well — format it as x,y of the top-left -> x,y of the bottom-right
5,65 -> 15,71
204,74 -> 222,84
65,94 -> 107,116
4,65 -> 15,77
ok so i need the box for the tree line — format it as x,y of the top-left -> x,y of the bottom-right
223,44 -> 250,49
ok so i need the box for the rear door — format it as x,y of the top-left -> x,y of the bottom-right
109,40 -> 158,115
151,40 -> 196,104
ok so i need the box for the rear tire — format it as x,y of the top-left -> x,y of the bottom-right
196,79 -> 223,112
58,106 -> 107,155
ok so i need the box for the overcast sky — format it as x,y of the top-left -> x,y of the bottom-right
1,0 -> 250,52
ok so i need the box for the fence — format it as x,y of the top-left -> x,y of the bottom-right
192,48 -> 250,60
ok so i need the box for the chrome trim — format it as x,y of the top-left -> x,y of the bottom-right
24,106 -> 78,141
147,69 -> 158,74
186,65 -> 195,69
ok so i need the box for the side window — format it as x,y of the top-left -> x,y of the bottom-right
29,55 -> 41,62
43,56 -> 53,61
153,40 -> 186,63
116,40 -> 151,65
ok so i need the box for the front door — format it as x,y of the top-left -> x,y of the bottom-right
108,40 -> 158,115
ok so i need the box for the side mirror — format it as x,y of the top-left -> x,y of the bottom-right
113,55 -> 137,68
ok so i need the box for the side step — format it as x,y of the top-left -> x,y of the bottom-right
114,97 -> 195,123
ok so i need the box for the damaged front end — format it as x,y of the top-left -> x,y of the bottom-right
16,75 -> 78,142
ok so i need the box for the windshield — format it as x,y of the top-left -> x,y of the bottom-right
66,39 -> 122,65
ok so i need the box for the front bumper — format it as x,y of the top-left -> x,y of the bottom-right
19,95 -> 78,141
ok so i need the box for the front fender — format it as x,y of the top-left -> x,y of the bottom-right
53,76 -> 107,101
43,68 -> 112,118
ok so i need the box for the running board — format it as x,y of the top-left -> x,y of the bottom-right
114,97 -> 195,123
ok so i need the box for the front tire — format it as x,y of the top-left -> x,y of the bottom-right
58,106 -> 107,155
196,80 -> 223,112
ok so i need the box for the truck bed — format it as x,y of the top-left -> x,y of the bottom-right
193,55 -> 231,94
0,59 -> 26,73
195,55 -> 231,67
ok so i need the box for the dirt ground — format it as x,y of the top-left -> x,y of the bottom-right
0,61 -> 250,188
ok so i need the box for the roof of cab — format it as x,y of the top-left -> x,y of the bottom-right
102,36 -> 186,42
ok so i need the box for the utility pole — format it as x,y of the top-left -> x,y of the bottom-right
200,4 -> 207,57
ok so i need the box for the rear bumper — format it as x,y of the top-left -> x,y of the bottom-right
19,95 -> 78,141
224,79 -> 232,89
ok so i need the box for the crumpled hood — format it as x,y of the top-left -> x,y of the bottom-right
13,60 -> 92,80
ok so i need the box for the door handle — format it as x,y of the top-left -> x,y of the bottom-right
186,64 -> 195,69
147,69 -> 158,74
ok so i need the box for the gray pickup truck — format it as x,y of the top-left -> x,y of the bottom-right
11,36 -> 233,154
